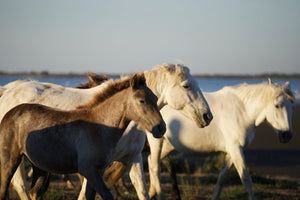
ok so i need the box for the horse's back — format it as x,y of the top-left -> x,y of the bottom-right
1,104 -> 53,131
3,80 -> 27,89
0,86 -> 5,98
0,80 -> 93,120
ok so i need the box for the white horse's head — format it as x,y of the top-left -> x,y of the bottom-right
265,80 -> 295,143
153,64 -> 213,128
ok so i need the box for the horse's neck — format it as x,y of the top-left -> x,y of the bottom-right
144,70 -> 166,109
231,84 -> 271,126
87,89 -> 130,132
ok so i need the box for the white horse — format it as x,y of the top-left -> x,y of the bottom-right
146,80 -> 294,200
0,63 -> 212,200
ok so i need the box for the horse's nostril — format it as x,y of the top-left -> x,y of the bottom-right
203,113 -> 210,123
283,132 -> 287,138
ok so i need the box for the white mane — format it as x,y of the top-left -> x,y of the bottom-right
227,82 -> 294,106
145,63 -> 190,95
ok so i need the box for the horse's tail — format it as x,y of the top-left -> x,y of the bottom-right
104,161 -> 127,187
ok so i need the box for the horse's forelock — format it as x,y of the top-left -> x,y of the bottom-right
262,82 -> 295,102
267,82 -> 295,103
157,63 -> 190,83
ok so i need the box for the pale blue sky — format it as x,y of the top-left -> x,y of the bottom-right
0,0 -> 299,74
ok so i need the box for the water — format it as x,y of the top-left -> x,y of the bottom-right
1,75 -> 300,99
0,75 -> 87,88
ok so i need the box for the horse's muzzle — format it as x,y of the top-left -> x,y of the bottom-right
151,121 -> 166,138
278,131 -> 293,143
203,112 -> 213,126
196,111 -> 213,128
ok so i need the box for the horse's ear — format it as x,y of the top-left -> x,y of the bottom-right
130,73 -> 142,89
284,81 -> 291,90
268,78 -> 273,85
130,74 -> 137,89
87,75 -> 94,84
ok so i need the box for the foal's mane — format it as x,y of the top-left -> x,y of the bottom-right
77,72 -> 146,109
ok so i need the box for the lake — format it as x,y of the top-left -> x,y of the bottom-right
1,75 -> 300,99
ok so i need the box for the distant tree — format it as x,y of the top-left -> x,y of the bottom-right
41,70 -> 49,76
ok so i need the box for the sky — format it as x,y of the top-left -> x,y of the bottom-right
0,0 -> 299,75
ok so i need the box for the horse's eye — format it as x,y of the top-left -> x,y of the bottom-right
275,104 -> 280,109
183,84 -> 190,90
139,100 -> 145,104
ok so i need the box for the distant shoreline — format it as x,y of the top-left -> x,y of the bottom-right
1,71 -> 300,79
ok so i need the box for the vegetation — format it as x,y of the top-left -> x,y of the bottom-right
43,190 -> 66,200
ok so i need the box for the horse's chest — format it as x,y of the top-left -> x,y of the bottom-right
244,127 -> 256,148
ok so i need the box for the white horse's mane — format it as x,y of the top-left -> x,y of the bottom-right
147,63 -> 189,87
228,81 -> 294,105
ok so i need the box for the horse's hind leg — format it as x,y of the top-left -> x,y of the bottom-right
11,163 -> 30,200
62,174 -> 75,189
29,165 -> 50,200
0,152 -> 22,200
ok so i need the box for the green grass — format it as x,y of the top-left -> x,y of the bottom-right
180,176 -> 202,200
252,175 -> 299,189
43,189 -> 66,200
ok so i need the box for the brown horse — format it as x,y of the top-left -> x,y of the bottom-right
0,73 -> 166,200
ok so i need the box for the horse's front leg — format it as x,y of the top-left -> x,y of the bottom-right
128,153 -> 150,200
146,132 -> 164,200
79,166 -> 113,200
227,145 -> 255,200
211,153 -> 233,200
161,156 -> 181,200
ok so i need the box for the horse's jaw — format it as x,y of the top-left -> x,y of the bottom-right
180,105 -> 213,128
254,110 -> 266,127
